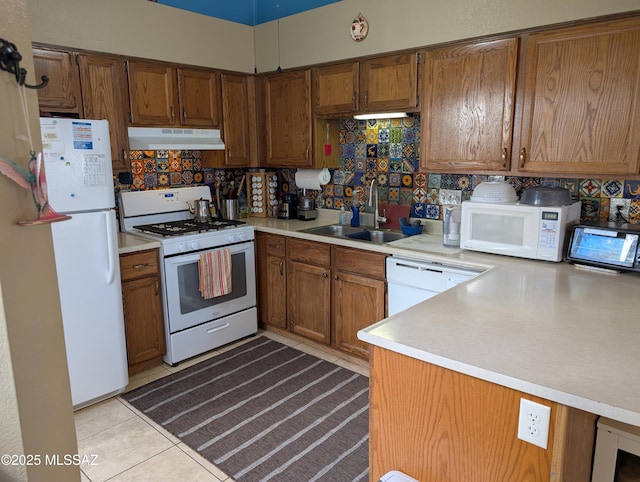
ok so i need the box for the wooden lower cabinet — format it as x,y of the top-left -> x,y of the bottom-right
369,346 -> 597,482
255,232 -> 287,329
332,246 -> 386,358
120,249 -> 166,375
256,233 -> 387,357
287,238 -> 332,344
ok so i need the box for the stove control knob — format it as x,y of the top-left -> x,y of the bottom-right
178,243 -> 186,252
237,232 -> 246,242
190,241 -> 199,250
227,234 -> 236,243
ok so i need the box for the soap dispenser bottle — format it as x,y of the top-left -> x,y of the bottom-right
350,205 -> 360,227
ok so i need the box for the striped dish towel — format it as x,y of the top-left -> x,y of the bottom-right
198,249 -> 232,299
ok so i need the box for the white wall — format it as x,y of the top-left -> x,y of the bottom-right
28,0 -> 256,72
255,0 -> 640,72
28,0 -> 639,73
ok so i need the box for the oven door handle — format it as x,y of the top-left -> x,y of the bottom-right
165,243 -> 252,265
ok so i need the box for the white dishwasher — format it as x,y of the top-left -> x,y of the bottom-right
386,256 -> 483,316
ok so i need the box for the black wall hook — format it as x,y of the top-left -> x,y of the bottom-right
0,38 -> 49,89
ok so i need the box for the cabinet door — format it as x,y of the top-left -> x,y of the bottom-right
177,68 -> 221,128
263,69 -> 313,167
121,276 -> 165,371
256,232 -> 286,328
360,52 -> 419,112
314,62 -> 359,115
332,271 -> 385,358
127,60 -> 179,126
32,47 -> 82,114
265,255 -> 287,329
221,73 -> 256,166
77,54 -> 130,172
287,259 -> 331,344
516,17 -> 640,175
420,38 -> 518,171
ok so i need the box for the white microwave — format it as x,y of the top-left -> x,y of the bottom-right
460,200 -> 582,262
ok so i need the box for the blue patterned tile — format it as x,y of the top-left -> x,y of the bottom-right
603,179 -> 623,197
428,174 -> 442,188
389,160 -> 403,173
389,144 -> 403,159
624,180 -> 640,199
426,204 -> 440,220
411,202 -> 426,218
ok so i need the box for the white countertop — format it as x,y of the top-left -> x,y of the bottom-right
244,211 -> 640,427
118,232 -> 160,254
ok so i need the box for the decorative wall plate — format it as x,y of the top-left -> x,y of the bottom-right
350,13 -> 369,42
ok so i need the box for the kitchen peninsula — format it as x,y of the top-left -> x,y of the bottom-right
243,211 -> 640,481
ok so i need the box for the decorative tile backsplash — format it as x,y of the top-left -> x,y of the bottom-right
120,115 -> 640,225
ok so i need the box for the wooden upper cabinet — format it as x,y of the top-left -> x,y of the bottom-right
360,52 -> 419,113
515,17 -> 640,175
177,68 -> 221,128
127,61 -> 222,128
314,62 -> 360,115
263,69 -> 313,167
33,47 -> 82,114
313,52 -> 419,116
420,38 -> 518,172
77,53 -> 130,172
221,73 -> 256,166
127,60 -> 179,126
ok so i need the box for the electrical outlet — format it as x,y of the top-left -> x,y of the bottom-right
517,398 -> 551,449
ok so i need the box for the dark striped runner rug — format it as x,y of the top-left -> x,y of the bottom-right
122,336 -> 369,482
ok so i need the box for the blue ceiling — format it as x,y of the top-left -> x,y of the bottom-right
155,0 -> 341,26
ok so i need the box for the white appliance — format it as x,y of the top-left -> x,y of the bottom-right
460,200 -> 582,262
592,418 -> 640,481
119,186 -> 257,366
40,117 -> 128,409
386,256 -> 483,316
127,127 -> 225,150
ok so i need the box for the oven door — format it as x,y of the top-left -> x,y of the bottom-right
163,241 -> 256,333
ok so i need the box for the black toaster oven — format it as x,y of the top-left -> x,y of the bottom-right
567,222 -> 640,272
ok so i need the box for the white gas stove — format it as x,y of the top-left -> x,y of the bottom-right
119,186 -> 257,365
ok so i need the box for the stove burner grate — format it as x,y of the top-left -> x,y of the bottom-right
134,218 -> 245,237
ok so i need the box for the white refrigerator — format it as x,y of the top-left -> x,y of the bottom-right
40,117 -> 128,409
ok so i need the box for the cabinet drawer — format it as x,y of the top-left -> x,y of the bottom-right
287,238 -> 330,267
265,233 -> 286,257
120,249 -> 159,281
333,246 -> 387,280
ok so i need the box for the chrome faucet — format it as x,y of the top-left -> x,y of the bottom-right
368,179 -> 387,229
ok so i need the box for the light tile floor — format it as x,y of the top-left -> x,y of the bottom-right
75,330 -> 370,482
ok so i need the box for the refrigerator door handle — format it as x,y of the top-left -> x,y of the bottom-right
105,210 -> 117,285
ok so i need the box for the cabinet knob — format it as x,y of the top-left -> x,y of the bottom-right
519,147 -> 526,168
279,261 -> 284,276
322,272 -> 328,278
501,147 -> 508,168
132,263 -> 151,269
170,106 -> 175,122
333,275 -> 338,280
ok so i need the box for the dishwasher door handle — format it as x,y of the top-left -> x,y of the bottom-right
394,262 -> 443,274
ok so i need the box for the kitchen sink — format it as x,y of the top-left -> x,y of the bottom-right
299,224 -> 406,244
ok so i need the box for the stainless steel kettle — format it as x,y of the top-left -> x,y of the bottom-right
187,198 -> 212,223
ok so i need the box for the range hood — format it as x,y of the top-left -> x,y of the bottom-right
127,127 -> 225,150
